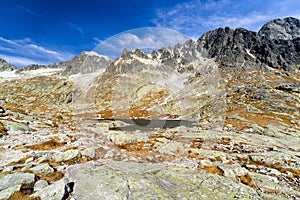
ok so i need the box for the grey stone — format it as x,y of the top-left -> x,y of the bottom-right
54,150 -> 80,162
0,184 -> 21,199
31,163 -> 54,174
31,178 -> 66,200
64,160 -> 261,200
1,120 -> 31,132
81,147 -> 96,158
3,166 -> 15,172
156,141 -> 187,155
0,106 -> 5,113
0,172 -> 35,191
34,180 -> 49,192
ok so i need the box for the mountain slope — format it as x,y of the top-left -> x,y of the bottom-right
198,17 -> 300,71
0,17 -> 299,199
0,58 -> 16,72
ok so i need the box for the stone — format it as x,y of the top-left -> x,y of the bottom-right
1,120 -> 31,133
218,163 -> 249,179
0,184 -> 21,199
156,141 -> 187,155
0,172 -> 35,191
34,180 -> 49,192
31,163 -> 54,174
31,178 -> 66,200
54,150 -> 80,162
64,160 -> 261,200
81,147 -> 96,158
104,131 -> 149,146
25,157 -> 34,164
0,106 -> 5,113
3,166 -> 15,172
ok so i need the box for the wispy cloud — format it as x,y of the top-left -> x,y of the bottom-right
152,0 -> 300,38
0,36 -> 74,67
67,23 -> 84,34
93,27 -> 189,59
17,5 -> 41,16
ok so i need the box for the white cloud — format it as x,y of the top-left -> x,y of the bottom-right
17,5 -> 41,16
0,54 -> 44,67
28,44 -> 60,55
152,0 -> 300,38
67,23 -> 84,34
93,27 -> 189,59
0,36 -> 74,67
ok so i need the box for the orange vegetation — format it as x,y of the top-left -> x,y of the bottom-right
204,165 -> 224,176
21,139 -> 66,150
236,173 -> 259,189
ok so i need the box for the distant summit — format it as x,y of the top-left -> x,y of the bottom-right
1,17 -> 299,74
0,58 -> 16,72
14,51 -> 113,76
197,17 -> 300,71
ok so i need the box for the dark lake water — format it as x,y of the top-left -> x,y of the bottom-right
89,118 -> 197,131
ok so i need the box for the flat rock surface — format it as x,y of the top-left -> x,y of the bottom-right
65,160 -> 261,200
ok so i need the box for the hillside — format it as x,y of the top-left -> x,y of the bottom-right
0,17 -> 299,199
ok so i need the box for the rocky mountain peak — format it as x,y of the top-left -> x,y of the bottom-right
120,48 -> 150,60
60,51 -> 113,75
0,58 -> 16,72
197,17 -> 300,70
259,17 -> 300,40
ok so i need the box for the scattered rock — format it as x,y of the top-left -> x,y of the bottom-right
0,106 -> 5,113
54,150 -> 80,162
31,178 -> 66,200
0,172 -> 35,191
1,121 -> 31,133
81,147 -> 96,159
0,184 -> 22,199
34,180 -> 49,192
31,163 -> 54,174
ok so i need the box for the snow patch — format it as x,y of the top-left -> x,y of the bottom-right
246,49 -> 256,59
83,51 -> 112,61
0,71 -> 20,82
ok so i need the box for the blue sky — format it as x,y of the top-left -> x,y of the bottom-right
0,0 -> 299,67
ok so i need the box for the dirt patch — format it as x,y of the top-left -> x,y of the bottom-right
236,173 -> 259,189
0,121 -> 8,136
204,165 -> 224,176
36,171 -> 64,183
22,139 -> 66,150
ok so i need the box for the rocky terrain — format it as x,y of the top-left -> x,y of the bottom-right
0,59 -> 16,72
0,17 -> 299,200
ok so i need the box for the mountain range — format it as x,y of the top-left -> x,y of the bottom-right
0,17 -> 299,200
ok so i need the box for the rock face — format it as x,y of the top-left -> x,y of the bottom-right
0,17 -> 299,200
15,51 -> 113,76
259,17 -> 300,40
16,64 -> 49,73
0,59 -> 16,72
198,17 -> 300,70
65,160 -> 261,200
61,51 -> 113,75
